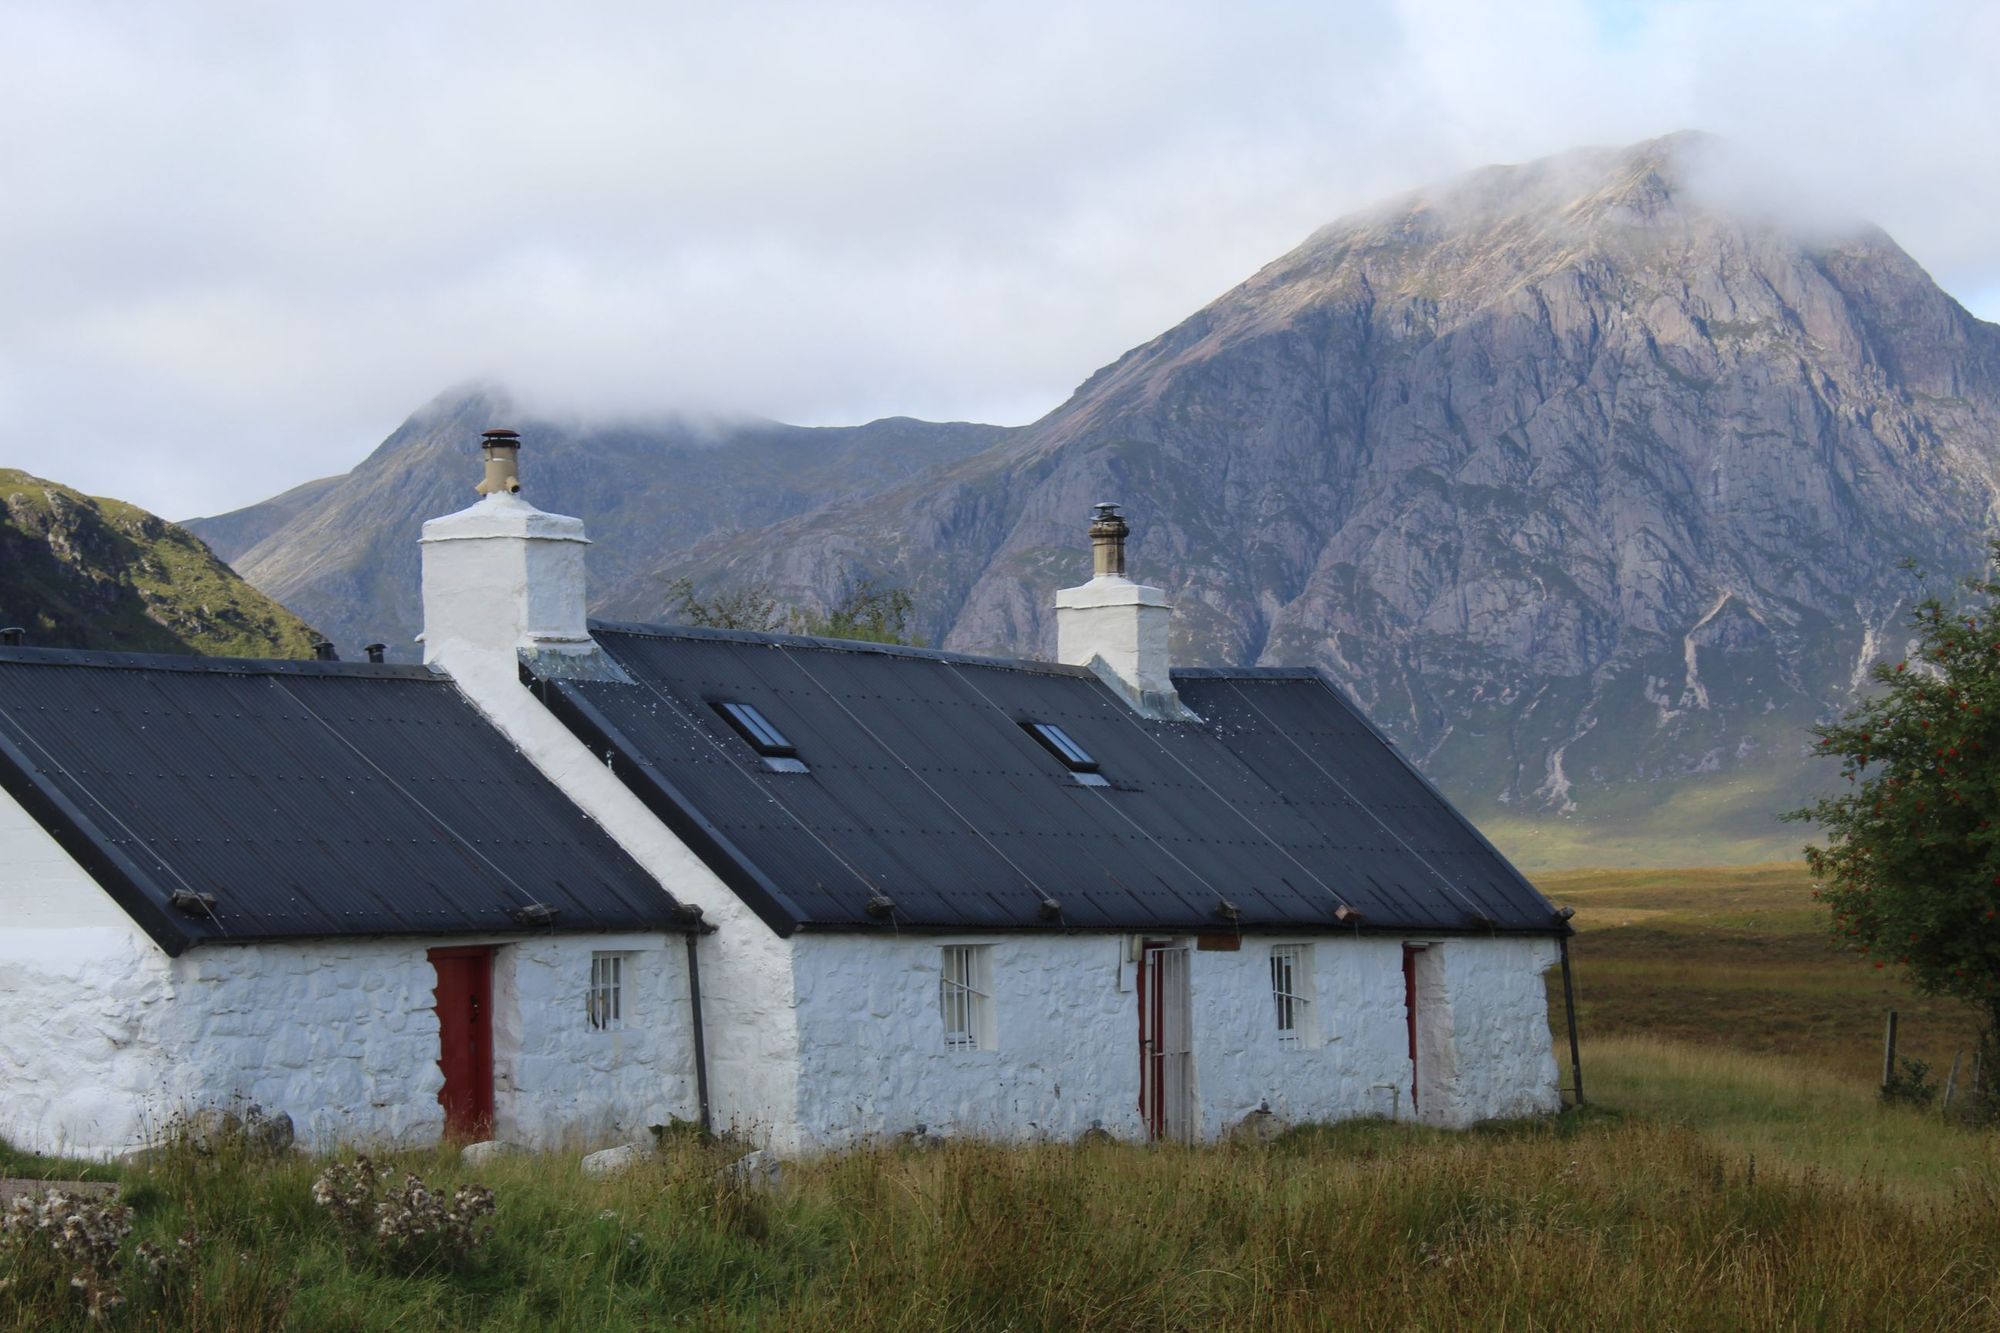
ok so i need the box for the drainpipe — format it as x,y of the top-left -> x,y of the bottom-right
1558,927 -> 1584,1108
676,907 -> 713,1135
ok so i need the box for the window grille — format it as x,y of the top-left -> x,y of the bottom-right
939,944 -> 994,1050
1270,944 -> 1315,1044
588,952 -> 626,1031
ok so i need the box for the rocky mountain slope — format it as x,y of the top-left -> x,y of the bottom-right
185,392 -> 1005,659
0,469 -> 320,656
194,134 -> 2000,861
607,133 -> 2000,861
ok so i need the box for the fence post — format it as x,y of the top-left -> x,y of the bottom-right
1882,1010 -> 1899,1092
1944,1051 -> 1963,1111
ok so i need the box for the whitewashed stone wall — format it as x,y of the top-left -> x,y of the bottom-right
790,934 -> 1145,1148
1186,937 -> 1416,1134
0,790 -> 178,1157
3,782 -> 698,1157
1422,936 -> 1565,1124
785,931 -> 1562,1147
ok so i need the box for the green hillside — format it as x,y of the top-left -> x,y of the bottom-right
0,469 -> 320,658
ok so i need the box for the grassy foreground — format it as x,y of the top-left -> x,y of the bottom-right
9,862 -> 2000,1330
7,1108 -> 2000,1331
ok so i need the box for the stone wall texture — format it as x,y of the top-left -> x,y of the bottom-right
2,788 -> 697,1157
788,932 -> 1561,1147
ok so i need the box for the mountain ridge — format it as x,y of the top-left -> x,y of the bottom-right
189,134 -> 2000,863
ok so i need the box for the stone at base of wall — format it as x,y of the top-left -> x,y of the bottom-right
461,1140 -> 523,1168
580,1144 -> 651,1177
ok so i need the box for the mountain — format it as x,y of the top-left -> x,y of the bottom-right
0,469 -> 320,657
184,391 -> 1007,659
195,133 -> 2000,864
595,132 -> 2000,863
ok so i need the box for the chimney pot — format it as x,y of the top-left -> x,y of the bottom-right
476,427 -> 524,496
363,643 -> 387,664
310,640 -> 338,662
1088,502 -> 1129,578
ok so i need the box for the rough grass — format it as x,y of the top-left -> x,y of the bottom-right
1544,862 -> 1985,1086
9,1114 -> 2000,1331
10,862 -> 2000,1329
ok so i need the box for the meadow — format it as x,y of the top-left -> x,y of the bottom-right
5,862 -> 1998,1331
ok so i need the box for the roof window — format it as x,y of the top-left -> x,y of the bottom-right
1023,721 -> 1109,787
714,701 -> 808,773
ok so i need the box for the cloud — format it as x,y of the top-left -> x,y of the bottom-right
0,0 -> 1993,518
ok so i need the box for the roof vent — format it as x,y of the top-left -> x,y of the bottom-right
1038,897 -> 1063,921
363,643 -> 387,664
1213,898 -> 1242,922
1088,502 -> 1128,578
477,428 -> 523,496
169,888 -> 218,916
864,893 -> 896,919
1335,904 -> 1364,926
0,627 -> 23,647
310,640 -> 338,661
511,902 -> 560,927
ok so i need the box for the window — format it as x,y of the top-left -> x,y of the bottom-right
1270,944 -> 1317,1046
939,945 -> 995,1051
1022,721 -> 1109,787
588,952 -> 627,1031
713,700 -> 808,773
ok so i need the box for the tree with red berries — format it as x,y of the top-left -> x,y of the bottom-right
1793,549 -> 2000,1111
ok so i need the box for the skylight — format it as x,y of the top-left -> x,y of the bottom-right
714,701 -> 808,773
1023,721 -> 1110,787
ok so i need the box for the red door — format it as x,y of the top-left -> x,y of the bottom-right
1403,945 -> 1420,1114
430,947 -> 494,1138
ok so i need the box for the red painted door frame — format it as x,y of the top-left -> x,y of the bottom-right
429,946 -> 495,1138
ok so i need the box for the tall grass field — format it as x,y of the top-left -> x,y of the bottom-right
6,863 -> 1998,1330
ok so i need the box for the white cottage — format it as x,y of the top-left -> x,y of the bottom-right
419,431 -> 1572,1150
0,645 -> 703,1159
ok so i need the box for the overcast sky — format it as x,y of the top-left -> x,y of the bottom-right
2,1 -> 1995,520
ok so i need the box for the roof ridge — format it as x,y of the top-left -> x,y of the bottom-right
0,646 -> 437,680
586,619 -> 1097,678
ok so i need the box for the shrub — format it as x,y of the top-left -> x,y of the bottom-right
309,1156 -> 495,1273
0,1189 -> 133,1320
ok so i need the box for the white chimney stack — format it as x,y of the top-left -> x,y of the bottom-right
1055,502 -> 1187,717
419,428 -> 599,677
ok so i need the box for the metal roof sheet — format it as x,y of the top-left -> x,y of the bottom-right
530,624 -> 1561,937
0,647 -> 687,954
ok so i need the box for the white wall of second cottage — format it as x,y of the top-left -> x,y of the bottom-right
1187,936 -> 1415,1133
785,932 -> 1563,1147
789,933 -> 1146,1147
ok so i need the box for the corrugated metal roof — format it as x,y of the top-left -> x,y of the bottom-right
530,624 -> 1561,937
0,647 -> 687,954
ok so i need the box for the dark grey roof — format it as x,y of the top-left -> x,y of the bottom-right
0,647 -> 688,955
526,623 -> 1561,937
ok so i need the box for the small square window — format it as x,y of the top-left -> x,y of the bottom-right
939,944 -> 995,1051
1270,944 -> 1317,1046
588,952 -> 629,1031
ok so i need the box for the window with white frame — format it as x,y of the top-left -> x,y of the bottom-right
587,952 -> 629,1031
939,945 -> 995,1051
1270,944 -> 1317,1046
